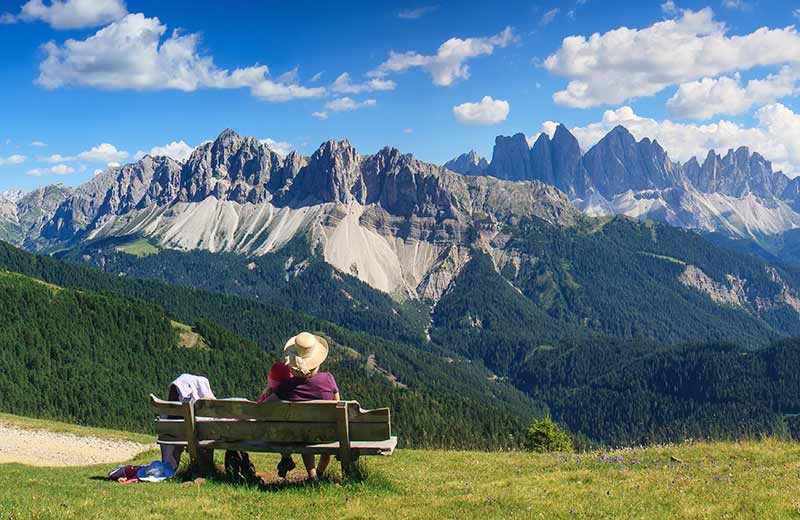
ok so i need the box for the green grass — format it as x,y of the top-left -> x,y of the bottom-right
171,320 -> 210,350
115,238 -> 159,257
1,415 -> 800,519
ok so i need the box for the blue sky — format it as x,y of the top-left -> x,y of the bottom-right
1,0 -> 799,191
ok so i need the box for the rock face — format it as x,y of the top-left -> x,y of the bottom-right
0,184 -> 73,246
529,124 -> 590,198
581,126 -> 684,198
28,129 -> 579,300
488,133 -> 533,181
685,147 -> 788,199
444,151 -> 489,176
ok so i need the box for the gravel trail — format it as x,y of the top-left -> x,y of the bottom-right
0,423 -> 151,467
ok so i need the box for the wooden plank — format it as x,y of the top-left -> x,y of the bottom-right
336,401 -> 353,479
149,394 -> 185,417
192,399 -> 389,423
193,420 -> 388,443
182,400 -> 200,473
155,419 -> 186,440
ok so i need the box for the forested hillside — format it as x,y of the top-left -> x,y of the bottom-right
520,337 -> 800,445
0,241 -> 538,450
432,216 -> 800,378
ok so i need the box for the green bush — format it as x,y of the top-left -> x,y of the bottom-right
524,417 -> 574,453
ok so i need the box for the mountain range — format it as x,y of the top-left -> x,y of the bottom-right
2,127 -> 800,317
3,129 -> 577,300
447,125 -> 800,256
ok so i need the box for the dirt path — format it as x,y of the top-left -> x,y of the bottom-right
0,424 -> 151,467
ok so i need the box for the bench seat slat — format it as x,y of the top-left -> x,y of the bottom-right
189,399 -> 389,424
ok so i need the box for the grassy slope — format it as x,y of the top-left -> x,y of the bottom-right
1,415 -> 799,519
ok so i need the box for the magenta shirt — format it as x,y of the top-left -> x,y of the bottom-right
275,372 -> 339,401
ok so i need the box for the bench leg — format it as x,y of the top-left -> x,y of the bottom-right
196,448 -> 214,477
341,454 -> 362,481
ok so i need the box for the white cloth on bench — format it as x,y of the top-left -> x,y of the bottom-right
169,373 -> 216,402
162,373 -> 216,469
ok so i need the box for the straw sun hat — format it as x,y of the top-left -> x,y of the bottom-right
284,332 -> 329,377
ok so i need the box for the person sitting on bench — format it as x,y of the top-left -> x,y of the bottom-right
266,332 -> 340,481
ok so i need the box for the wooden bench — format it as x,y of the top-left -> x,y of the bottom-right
149,394 -> 397,479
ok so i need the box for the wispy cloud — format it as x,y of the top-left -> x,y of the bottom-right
397,5 -> 437,19
369,27 -> 515,86
540,8 -> 559,26
325,97 -> 377,112
331,73 -> 396,94
0,154 -> 27,165
722,0 -> 749,10
27,163 -> 74,176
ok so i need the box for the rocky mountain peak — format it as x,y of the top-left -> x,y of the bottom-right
551,123 -> 575,145
488,132 -> 532,181
294,139 -> 364,203
215,128 -> 242,144
444,150 -> 489,176
606,124 -> 636,142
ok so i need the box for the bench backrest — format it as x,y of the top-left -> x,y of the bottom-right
150,395 -> 391,444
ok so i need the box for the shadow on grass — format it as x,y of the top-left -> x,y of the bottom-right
173,459 -> 402,494
92,458 -> 401,495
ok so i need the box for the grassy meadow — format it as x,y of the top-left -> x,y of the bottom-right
1,416 -> 800,519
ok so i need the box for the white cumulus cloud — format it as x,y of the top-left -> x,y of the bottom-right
27,163 -> 75,176
549,103 -> 800,175
368,26 -> 515,86
0,155 -> 27,165
544,7 -> 800,107
667,67 -> 799,119
134,140 -> 194,162
2,0 -> 127,29
36,13 -> 326,102
77,143 -> 129,163
30,140 -> 47,147
312,111 -> 329,120
453,96 -> 509,126
259,138 -> 293,157
324,97 -> 377,112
